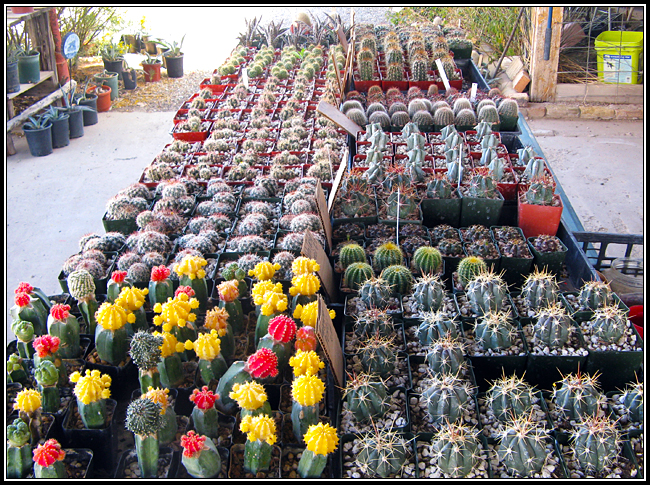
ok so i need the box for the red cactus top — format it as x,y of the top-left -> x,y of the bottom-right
15,282 -> 34,294
247,348 -> 279,379
180,430 -> 207,458
151,265 -> 171,282
268,315 -> 297,343
33,439 -> 65,467
50,304 -> 71,321
111,270 -> 128,283
14,292 -> 31,308
33,335 -> 60,358
295,325 -> 318,352
190,385 -> 218,411
175,285 -> 196,298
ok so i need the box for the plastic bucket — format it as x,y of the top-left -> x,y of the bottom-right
594,31 -> 643,84
629,305 -> 643,339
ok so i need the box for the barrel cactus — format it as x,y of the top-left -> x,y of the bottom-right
381,264 -> 414,296
533,303 -> 574,349
429,422 -> 482,478
353,307 -> 394,339
358,333 -> 398,378
456,256 -> 488,288
425,334 -> 466,376
373,241 -> 404,272
552,371 -> 604,421
588,305 -> 629,344
497,98 -> 519,131
412,246 -> 443,275
621,380 -> 643,422
358,275 -> 393,309
578,280 -> 614,311
571,415 -> 621,474
420,373 -> 474,426
344,262 -> 374,291
412,274 -> 446,313
339,242 -> 366,270
417,310 -> 458,346
520,268 -> 559,310
475,310 -> 516,351
355,428 -> 411,478
497,414 -> 548,477
486,373 -> 536,422
342,371 -> 389,423
465,269 -> 508,315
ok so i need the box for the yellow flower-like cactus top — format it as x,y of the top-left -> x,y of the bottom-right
292,257 -> 320,276
289,350 -> 325,377
69,369 -> 112,405
204,307 -> 230,336
153,331 -> 186,357
184,330 -> 221,361
304,422 -> 339,456
142,387 -> 171,415
175,255 -> 207,280
252,281 -> 288,316
293,300 -> 336,327
216,280 -> 239,303
153,292 -> 200,332
292,374 -> 325,406
249,261 -> 281,281
115,286 -> 149,312
229,381 -> 268,411
239,414 -> 277,445
14,388 -> 42,414
289,272 -> 321,297
95,301 -> 136,331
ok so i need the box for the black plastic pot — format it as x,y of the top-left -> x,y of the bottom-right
421,194 -> 462,227
115,447 -> 178,478
67,107 -> 85,138
78,94 -> 99,126
527,237 -> 568,275
7,60 -> 21,93
23,123 -> 53,157
459,192 -> 504,228
165,54 -> 184,78
103,58 -> 124,80
50,113 -> 70,148
102,211 -> 138,235
123,68 -> 137,90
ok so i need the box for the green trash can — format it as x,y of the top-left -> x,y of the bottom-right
594,31 -> 643,84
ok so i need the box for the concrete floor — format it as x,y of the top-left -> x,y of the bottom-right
6,113 -> 644,341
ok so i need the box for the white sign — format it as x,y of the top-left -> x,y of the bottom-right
435,58 -> 451,91
470,83 -> 478,102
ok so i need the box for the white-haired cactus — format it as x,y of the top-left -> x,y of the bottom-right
487,373 -> 536,422
421,372 -> 474,425
552,371 -> 604,421
67,269 -> 98,334
497,413 -> 548,477
571,415 -> 621,474
430,422 -> 483,478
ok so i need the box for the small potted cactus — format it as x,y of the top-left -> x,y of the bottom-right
216,280 -> 245,335
11,319 -> 36,359
7,418 -> 32,478
32,335 -> 67,387
174,254 -> 209,311
296,422 -> 339,478
11,289 -> 48,336
33,438 -> 67,478
34,360 -> 62,414
495,413 -> 552,477
129,331 -> 164,392
189,386 -> 221,441
518,174 -> 563,239
7,353 -> 31,386
180,430 -> 222,478
428,421 -> 485,478
184,329 -> 228,385
68,369 -> 113,429
238,414 -> 279,475
229,380 -> 272,418
93,301 -> 135,366
204,306 -> 236,360
290,373 -> 326,444
148,265 -> 174,306
13,388 -> 45,444
107,270 -> 132,303
459,167 -> 505,228
257,314 -> 297,369
67,269 -> 99,334
124,397 -> 166,478
152,291 -> 200,352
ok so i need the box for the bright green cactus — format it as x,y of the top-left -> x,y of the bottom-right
355,428 -> 411,478
34,360 -> 60,413
7,353 -> 30,386
426,334 -> 466,376
497,413 -> 548,477
373,242 -> 404,272
533,303 -> 574,349
578,280 -> 614,311
339,243 -> 366,270
381,264 -> 414,296
67,269 -> 98,335
571,415 -> 621,474
344,262 -> 374,291
421,373 -> 474,425
465,269 -> 508,316
487,373 -> 536,422
342,371 -> 389,423
358,275 -> 393,309
11,320 -> 35,359
520,268 -> 559,310
412,274 -> 445,313
412,246 -> 443,276
7,418 -> 32,478
475,310 -> 516,351
47,304 -> 80,359
552,371 -> 604,421
430,421 -> 482,477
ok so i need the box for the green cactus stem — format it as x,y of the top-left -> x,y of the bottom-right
456,256 -> 488,289
339,243 -> 366,270
373,242 -> 404,272
358,276 -> 392,309
475,310 -> 516,351
7,353 -> 30,386
521,269 -> 559,310
421,373 -> 474,425
291,374 -> 325,443
572,415 -> 621,474
107,271 -> 132,303
622,380 -> 643,422
552,371 -> 604,421
7,418 -> 32,478
78,399 -> 108,429
343,372 -> 389,423
578,280 -> 613,311
413,275 -> 446,313
465,270 -> 508,316
487,373 -> 536,422
533,303 -> 574,349
343,262 -> 374,291
244,437 -> 274,474
129,331 -> 163,393
125,398 -> 165,478
34,360 -> 60,413
148,266 -> 174,307
47,304 -> 81,359
381,264 -> 414,296
417,311 -> 458,346
356,428 -> 410,478
426,334 -> 466,376
67,269 -> 99,335
180,432 -> 221,478
11,320 -> 36,359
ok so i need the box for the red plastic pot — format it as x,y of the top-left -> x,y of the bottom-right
629,305 -> 643,339
93,85 -> 112,112
517,187 -> 563,239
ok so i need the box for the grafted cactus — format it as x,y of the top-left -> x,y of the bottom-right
475,310 -> 516,351
297,422 -> 339,478
430,422 -> 482,477
355,427 -> 411,478
497,414 -> 548,477
465,269 -> 508,315
487,373 -> 536,422
571,415 -> 621,474
552,371 -> 604,421
533,303 -> 574,349
421,373 -> 474,425
588,305 -> 629,344
520,268 -> 559,310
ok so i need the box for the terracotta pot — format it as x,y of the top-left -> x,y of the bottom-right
92,86 -> 112,112
142,62 -> 162,82
517,188 -> 563,239
11,7 -> 34,14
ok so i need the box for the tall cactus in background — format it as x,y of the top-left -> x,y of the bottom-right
357,47 -> 376,81
67,269 -> 99,335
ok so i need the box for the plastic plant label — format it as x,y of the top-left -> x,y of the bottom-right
301,229 -> 337,302
316,100 -> 361,137
315,181 -> 333,253
435,58 -> 451,91
328,149 -> 348,211
242,67 -> 249,90
470,83 -> 478,102
314,295 -> 343,388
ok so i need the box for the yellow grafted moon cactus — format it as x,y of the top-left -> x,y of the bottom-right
298,422 -> 339,478
115,286 -> 148,311
252,281 -> 288,316
249,261 -> 281,281
142,387 -> 170,415
229,381 -> 269,414
217,280 -> 239,303
293,300 -> 336,327
175,255 -> 208,280
95,301 -> 135,330
153,292 -> 200,332
292,257 -> 320,276
289,273 -> 321,297
204,307 -> 230,336
185,330 -> 222,361
69,369 -> 112,405
14,388 -> 42,414
153,331 -> 186,358
251,280 -> 281,306
292,374 -> 325,406
240,414 -> 277,445
289,350 -> 325,377
153,330 -> 187,389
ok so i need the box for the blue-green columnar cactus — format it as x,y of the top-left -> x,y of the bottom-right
475,310 -> 516,351
571,415 -> 621,474
520,268 -> 559,310
430,422 -> 482,477
412,274 -> 445,313
426,334 -> 466,376
578,280 -> 614,311
343,371 -> 389,423
358,275 -> 392,309
487,373 -> 536,422
358,333 -> 398,379
353,308 -> 394,338
552,371 -> 604,421
522,155 -> 545,181
497,414 -> 548,477
465,269 -> 508,316
533,303 -> 574,349
421,373 -> 474,426
588,305 -> 629,344
355,428 -> 411,478
525,175 -> 556,205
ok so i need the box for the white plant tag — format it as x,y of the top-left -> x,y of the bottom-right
470,83 -> 478,102
242,67 -> 249,90
435,58 -> 451,91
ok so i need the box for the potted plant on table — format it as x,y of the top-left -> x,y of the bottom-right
141,52 -> 162,82
518,174 -> 563,239
155,34 -> 186,78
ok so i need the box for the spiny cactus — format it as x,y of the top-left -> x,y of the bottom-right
355,427 -> 411,478
430,421 -> 483,477
533,303 -> 574,349
353,307 -> 394,339
497,98 -> 519,131
621,380 -> 643,422
421,373 -> 474,426
390,110 -> 411,130
578,280 -> 614,311
339,243 -> 366,271
412,274 -> 446,313
425,334 -> 466,376
417,310 -> 458,346
552,371 -> 604,421
125,397 -> 165,478
497,413 -> 548,477
373,241 -> 404,272
521,268 -> 559,310
525,174 -> 556,206
465,269 -> 508,316
342,371 -> 389,422
588,305 -> 629,344
344,262 -> 374,291
475,310 -> 517,351
381,264 -> 414,296
487,373 -> 536,422
358,333 -> 399,378
571,415 -> 621,474
412,246 -> 443,276
358,275 -> 393,309
129,332 -> 164,392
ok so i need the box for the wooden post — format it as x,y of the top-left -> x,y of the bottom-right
529,7 -> 563,102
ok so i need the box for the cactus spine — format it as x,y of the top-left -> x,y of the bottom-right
533,303 -> 574,349
552,371 -> 604,420
497,414 -> 547,477
417,310 -> 458,345
421,373 -> 474,425
356,427 -> 411,478
486,373 -> 536,422
475,310 -> 516,351
430,422 -> 482,477
342,372 -> 389,422
571,415 -> 621,474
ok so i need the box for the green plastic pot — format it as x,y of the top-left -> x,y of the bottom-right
421,192 -> 462,227
459,191 -> 504,228
94,71 -> 119,101
17,50 -> 40,84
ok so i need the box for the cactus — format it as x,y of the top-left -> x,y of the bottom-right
621,380 -> 643,422
7,418 -> 32,478
353,307 -> 394,338
14,281 -> 53,315
175,255 -> 209,311
589,305 -> 629,344
578,280 -> 613,311
412,110 -> 434,132
486,373 -> 536,423
229,381 -> 272,418
11,291 -> 48,336
389,101 -> 408,117
357,48 -> 376,81
381,264 -> 415,296
34,360 -> 60,413
412,246 -> 443,276
426,173 -> 454,199
344,262 -> 374,291
46,303 -> 80,359
180,430 -> 221,478
414,273 -> 446,314
154,331 -> 186,388
464,268 -> 507,315
454,108 -> 477,130
186,330 -> 229,385
95,301 -> 135,365
257,314 -> 297,369
342,371 -> 389,422
358,333 -> 398,378
106,270 -> 131,303
358,275 -> 393,309
115,285 -> 149,333
215,348 -> 279,415
298,422 -> 339,478
525,174 -> 555,205
475,310 -> 516,351
421,373 -> 474,426
251,280 -> 289,345
272,251 -> 296,280
140,387 -> 178,446
148,265 -> 173,307
533,303 -> 574,349
125,397 -> 165,478
410,56 -> 428,81
478,104 -> 500,128
203,307 -> 235,360
32,335 -> 67,387
129,331 -> 163,393
497,98 -> 519,131
355,427 -> 411,478
7,353 -> 30,386
291,374 -> 325,443
346,107 -> 368,127
425,334 -> 466,376
521,268 -> 559,310
417,310 -> 458,346
373,241 -> 404,272
571,415 -> 621,474
433,106 -> 455,129
386,187 -> 419,219
522,156 -> 546,181
240,414 -> 277,474
390,110 -> 411,130
33,439 -> 67,479
69,369 -> 112,429
497,414 -> 547,477
67,269 -> 99,335
467,167 -> 499,198
430,422 -> 482,478
339,243 -> 366,270
11,320 -> 35,359
552,371 -> 604,421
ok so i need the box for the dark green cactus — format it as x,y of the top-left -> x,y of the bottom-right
421,373 -> 474,425
381,264 -> 414,296
11,320 -> 35,360
621,380 -> 643,422
430,422 -> 482,478
344,262 -> 374,291
487,373 -> 536,422
475,310 -> 516,351
339,243 -> 366,270
552,371 -> 604,421
129,331 -> 163,394
386,61 -> 404,81
343,372 -> 389,422
589,305 -> 628,344
525,175 -> 555,205
457,257 -> 488,288
67,269 -> 98,335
